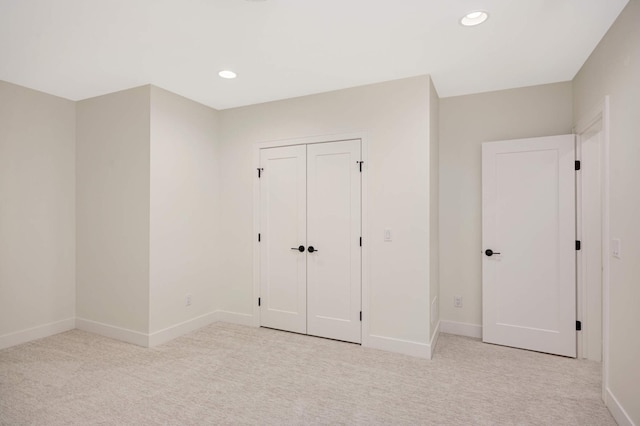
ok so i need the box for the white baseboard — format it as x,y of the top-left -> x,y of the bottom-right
365,334 -> 431,359
439,320 -> 482,339
148,311 -> 219,347
216,310 -> 255,327
0,318 -> 75,350
429,320 -> 441,358
77,311 -> 253,348
605,387 -> 635,426
76,318 -> 149,347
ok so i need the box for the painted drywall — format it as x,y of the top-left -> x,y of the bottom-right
439,82 -> 573,327
76,86 -> 151,334
0,81 -> 76,346
149,86 -> 219,334
573,1 -> 640,423
428,78 -> 440,339
218,76 -> 433,348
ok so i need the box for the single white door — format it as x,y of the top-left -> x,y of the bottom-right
259,145 -> 307,334
307,140 -> 362,343
577,126 -> 603,361
482,135 -> 576,357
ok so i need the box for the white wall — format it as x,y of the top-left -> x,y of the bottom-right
75,85 -> 221,345
439,82 -> 573,330
429,78 -> 440,340
76,86 -> 151,335
149,86 -> 219,337
0,81 -> 76,348
573,1 -> 640,423
218,76 -> 435,355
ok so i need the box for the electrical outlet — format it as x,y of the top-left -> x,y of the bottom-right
612,239 -> 621,259
454,296 -> 463,308
185,293 -> 192,307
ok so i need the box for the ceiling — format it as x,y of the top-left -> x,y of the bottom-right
0,0 -> 629,110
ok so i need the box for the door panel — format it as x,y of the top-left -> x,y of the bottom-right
482,135 -> 576,357
579,129 -> 603,361
259,145 -> 307,334
307,140 -> 362,343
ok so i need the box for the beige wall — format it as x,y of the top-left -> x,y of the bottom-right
75,85 -> 221,342
428,78 -> 440,338
439,82 -> 573,327
76,86 -> 151,334
573,1 -> 640,423
0,81 -> 76,347
218,76 -> 435,352
149,86 -> 219,334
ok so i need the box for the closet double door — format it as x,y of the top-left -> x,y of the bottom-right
259,139 -> 362,344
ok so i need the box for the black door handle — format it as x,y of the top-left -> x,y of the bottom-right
308,246 -> 318,253
485,249 -> 501,257
291,245 -> 305,252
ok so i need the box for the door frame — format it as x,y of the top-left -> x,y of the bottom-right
252,132 -> 370,345
573,97 -> 610,398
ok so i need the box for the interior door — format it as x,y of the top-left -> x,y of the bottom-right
482,135 -> 576,357
307,140 -> 362,343
259,145 -> 307,334
578,126 -> 603,361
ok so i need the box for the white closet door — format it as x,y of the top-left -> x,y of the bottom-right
482,135 -> 576,357
307,140 -> 362,343
259,145 -> 307,334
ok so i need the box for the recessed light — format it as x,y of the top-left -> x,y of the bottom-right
218,70 -> 237,79
460,11 -> 489,27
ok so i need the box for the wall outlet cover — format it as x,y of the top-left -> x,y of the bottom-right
454,296 -> 463,308
612,238 -> 621,259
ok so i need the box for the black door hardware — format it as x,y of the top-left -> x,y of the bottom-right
485,249 -> 501,257
291,245 -> 305,252
308,246 -> 318,253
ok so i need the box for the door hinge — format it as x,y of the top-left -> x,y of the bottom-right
576,240 -> 581,250
257,167 -> 264,178
575,160 -> 581,171
576,320 -> 582,331
258,297 -> 261,307
359,236 -> 362,247
258,233 -> 261,242
357,161 -> 364,172
360,311 -> 362,321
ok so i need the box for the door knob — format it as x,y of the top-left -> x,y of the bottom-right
308,246 -> 318,253
485,249 -> 500,257
291,245 -> 305,252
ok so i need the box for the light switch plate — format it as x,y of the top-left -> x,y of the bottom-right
612,239 -> 621,259
384,228 -> 392,242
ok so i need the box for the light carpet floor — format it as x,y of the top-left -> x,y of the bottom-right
0,323 -> 614,425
